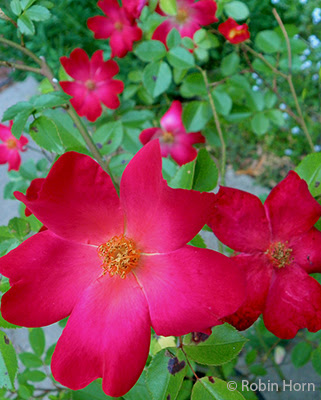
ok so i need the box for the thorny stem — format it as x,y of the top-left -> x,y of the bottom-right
272,8 -> 314,152
0,60 -> 42,74
0,8 -> 18,28
197,66 -> 226,185
0,36 -> 42,65
0,36 -> 119,187
241,43 -> 288,80
179,337 -> 200,381
254,325 -> 287,382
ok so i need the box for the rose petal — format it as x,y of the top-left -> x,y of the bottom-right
263,264 -> 321,339
224,254 -> 273,330
90,52 -> 119,81
120,140 -> 214,252
15,152 -> 123,245
192,0 -> 218,25
87,16 -> 115,39
0,145 -> 9,164
170,143 -> 197,165
7,150 -> 21,171
152,20 -> 173,46
51,273 -> 150,397
139,128 -> 161,145
160,101 -> 185,134
264,171 -> 321,240
208,186 -> 271,253
291,227 -> 321,273
135,245 -> 245,336
0,124 -> 11,142
0,231 -> 100,327
96,80 -> 124,109
60,48 -> 90,82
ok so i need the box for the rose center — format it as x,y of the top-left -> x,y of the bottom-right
265,241 -> 293,269
162,131 -> 175,144
114,21 -> 124,31
85,79 -> 96,91
6,138 -> 17,149
98,235 -> 140,279
176,7 -> 189,24
229,27 -> 246,39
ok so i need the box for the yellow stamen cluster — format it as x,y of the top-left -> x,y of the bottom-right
6,138 -> 17,149
265,241 -> 293,269
85,80 -> 96,91
229,28 -> 246,39
176,8 -> 189,24
98,235 -> 140,279
162,131 -> 175,144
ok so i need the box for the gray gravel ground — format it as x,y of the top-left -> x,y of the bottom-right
1,78 -> 320,400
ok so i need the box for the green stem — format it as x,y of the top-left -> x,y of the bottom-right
0,60 -> 42,74
241,43 -> 288,79
255,324 -> 287,382
198,67 -> 226,185
272,8 -> 314,152
0,36 -> 42,66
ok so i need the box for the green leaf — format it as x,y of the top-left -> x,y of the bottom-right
109,153 -> 133,177
30,116 -> 64,153
167,28 -> 181,49
31,92 -> 70,109
181,37 -> 194,50
251,113 -> 269,135
10,0 -> 22,15
11,111 -> 31,139
212,90 -> 232,116
123,371 -> 150,400
19,160 -> 38,181
249,364 -> 267,376
169,161 -> 195,189
296,153 -> 321,197
291,342 -> 312,368
93,121 -> 123,155
135,40 -> 167,62
21,370 -> 46,382
29,328 -> 45,357
167,47 -> 195,69
264,92 -> 277,109
146,349 -> 186,400
72,379 -> 117,400
247,91 -> 265,112
21,0 -> 36,9
0,314 -> 20,330
266,109 -> 284,127
0,331 -> 18,390
2,101 -> 33,122
245,349 -> 257,365
182,101 -> 211,132
143,61 -> 172,98
224,1 -> 249,20
192,377 -> 245,400
221,53 -> 240,77
312,346 -> 321,375
183,324 -> 247,366
8,218 -> 30,241
180,73 -> 207,98
17,14 -> 35,35
44,344 -> 56,365
19,352 -> 43,368
25,5 -> 50,21
193,149 -> 218,192
189,234 -> 206,248
255,30 -> 282,54
159,0 -> 177,15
